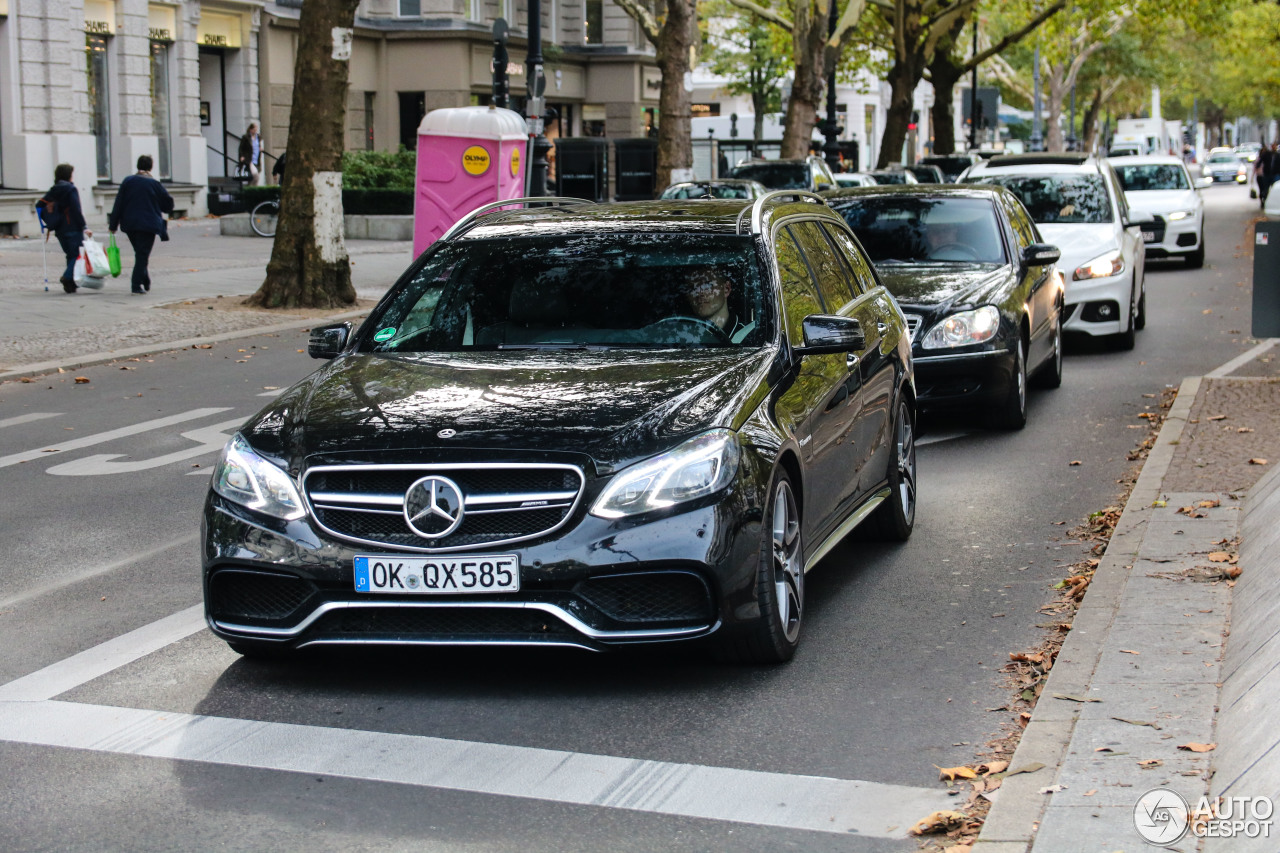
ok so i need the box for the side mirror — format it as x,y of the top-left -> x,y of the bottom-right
308,322 -> 352,359
1125,210 -> 1155,227
1022,243 -> 1061,267
797,315 -> 865,354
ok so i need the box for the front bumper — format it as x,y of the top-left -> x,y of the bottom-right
1063,271 -> 1130,337
202,485 -> 766,653
911,345 -> 1017,412
1142,214 -> 1201,258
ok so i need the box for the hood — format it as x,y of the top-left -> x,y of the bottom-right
874,263 -> 1010,310
1123,189 -> 1198,217
242,349 -> 775,474
1036,222 -> 1120,271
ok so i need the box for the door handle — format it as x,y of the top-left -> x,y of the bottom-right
846,353 -> 860,370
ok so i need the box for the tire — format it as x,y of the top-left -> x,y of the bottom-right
1033,309 -> 1063,390
1133,283 -> 1147,331
988,338 -> 1028,430
714,471 -> 804,664
250,200 -> 279,238
866,396 -> 917,541
1111,283 -> 1137,351
1186,234 -> 1205,268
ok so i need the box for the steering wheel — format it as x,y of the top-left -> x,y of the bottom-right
930,242 -> 983,261
649,315 -> 731,342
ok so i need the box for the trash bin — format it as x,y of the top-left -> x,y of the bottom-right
554,138 -> 609,202
614,138 -> 658,201
414,105 -> 527,255
1254,220 -> 1280,338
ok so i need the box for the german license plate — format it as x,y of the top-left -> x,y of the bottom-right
354,555 -> 519,594
1142,231 -> 1156,242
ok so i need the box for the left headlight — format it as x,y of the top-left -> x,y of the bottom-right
1074,249 -> 1124,281
591,430 -> 739,519
920,305 -> 1001,349
211,433 -> 306,520
1166,210 -> 1192,221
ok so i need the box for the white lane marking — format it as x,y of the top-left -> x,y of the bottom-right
1206,338 -> 1278,378
917,430 -> 971,446
0,408 -> 232,470
0,605 -> 205,702
0,534 -> 200,612
0,412 -> 61,429
46,418 -> 242,476
0,699 -> 954,838
256,390 -> 283,397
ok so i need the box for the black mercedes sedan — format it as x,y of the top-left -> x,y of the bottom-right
822,185 -> 1065,428
203,193 -> 915,663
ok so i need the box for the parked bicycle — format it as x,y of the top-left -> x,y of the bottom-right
250,199 -> 279,238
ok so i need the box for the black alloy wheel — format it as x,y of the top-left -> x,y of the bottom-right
1134,280 -> 1147,331
867,397 -> 917,540
1113,282 -> 1137,351
717,471 -> 804,664
988,338 -> 1028,430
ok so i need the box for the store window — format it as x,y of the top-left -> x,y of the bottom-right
584,0 -> 603,44
86,34 -> 111,182
150,41 -> 172,179
398,0 -> 421,16
399,91 -> 425,151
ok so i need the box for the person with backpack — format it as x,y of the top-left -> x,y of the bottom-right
35,163 -> 88,293
108,155 -> 175,294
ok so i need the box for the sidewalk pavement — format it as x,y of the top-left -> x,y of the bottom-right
978,340 -> 1280,852
2,221 -> 1280,851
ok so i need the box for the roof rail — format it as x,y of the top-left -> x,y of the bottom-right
439,196 -> 594,242
744,190 -> 826,235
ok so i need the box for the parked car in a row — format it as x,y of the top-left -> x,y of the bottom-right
1109,154 -> 1206,268
204,192 -> 916,664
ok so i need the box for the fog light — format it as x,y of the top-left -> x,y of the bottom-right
1100,304 -> 1114,317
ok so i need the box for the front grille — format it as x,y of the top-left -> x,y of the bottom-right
903,314 -> 923,342
304,463 -> 585,552
208,570 -> 316,624
308,606 -> 576,638
1143,215 -> 1166,244
575,572 -> 713,625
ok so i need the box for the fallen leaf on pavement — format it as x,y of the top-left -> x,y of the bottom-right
942,845 -> 973,853
1119,649 -> 1141,655
1207,414 -> 1227,421
1198,499 -> 1221,508
1249,458 -> 1268,466
1207,552 -> 1235,563
1223,566 -> 1243,579
1005,762 -> 1046,777
1139,759 -> 1164,768
1113,717 -> 1162,729
1038,785 -> 1066,794
1054,693 -> 1101,703
978,760 -> 1009,776
74,376 -> 89,384
1010,652 -> 1045,664
909,810 -> 967,836
1069,460 -> 1082,466
1238,427 -> 1255,433
1083,789 -> 1097,796
937,765 -> 978,781
1178,742 -> 1216,752
1177,506 -> 1208,518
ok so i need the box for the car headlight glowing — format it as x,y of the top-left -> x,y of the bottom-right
1166,210 -> 1192,221
1074,249 -> 1124,281
920,305 -> 1001,349
211,433 -> 306,520
591,430 -> 739,519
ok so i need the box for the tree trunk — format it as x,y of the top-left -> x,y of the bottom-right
877,59 -> 922,169
654,0 -> 696,189
246,0 -> 360,309
1080,87 -> 1103,153
928,55 -> 964,156
752,91 -> 768,153
1044,69 -> 1067,152
781,0 -> 828,158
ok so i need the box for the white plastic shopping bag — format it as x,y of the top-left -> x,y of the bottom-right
73,248 -> 104,289
82,236 -> 110,279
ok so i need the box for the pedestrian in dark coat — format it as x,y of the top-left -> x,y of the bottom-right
108,155 -> 175,294
36,163 -> 88,293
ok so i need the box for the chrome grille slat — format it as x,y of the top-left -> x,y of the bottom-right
903,313 -> 923,342
303,462 -> 586,553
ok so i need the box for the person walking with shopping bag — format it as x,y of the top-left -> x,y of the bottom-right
35,163 -> 88,294
108,155 -> 174,294
238,123 -> 262,186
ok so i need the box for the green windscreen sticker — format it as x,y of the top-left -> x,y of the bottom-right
373,327 -> 396,342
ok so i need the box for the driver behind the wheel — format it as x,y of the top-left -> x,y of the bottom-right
683,265 -> 748,338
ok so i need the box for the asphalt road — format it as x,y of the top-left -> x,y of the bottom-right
0,183 -> 1260,851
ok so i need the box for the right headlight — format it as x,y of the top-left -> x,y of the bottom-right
1074,249 -> 1124,281
920,305 -> 1001,349
211,433 -> 306,520
591,430 -> 739,519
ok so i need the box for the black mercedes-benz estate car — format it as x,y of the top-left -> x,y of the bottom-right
202,193 -> 915,663
822,184 -> 1065,429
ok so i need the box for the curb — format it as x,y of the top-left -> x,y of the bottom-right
0,308 -> 370,384
975,375 -> 1201,850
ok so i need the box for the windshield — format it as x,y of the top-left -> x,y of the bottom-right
360,233 -> 771,353
968,173 -> 1113,224
834,197 -> 1007,264
1208,153 -> 1240,164
1114,164 -> 1190,191
728,162 -> 808,189
661,183 -> 754,200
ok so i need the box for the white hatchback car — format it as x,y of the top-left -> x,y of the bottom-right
1109,155 -> 1206,268
961,153 -> 1149,349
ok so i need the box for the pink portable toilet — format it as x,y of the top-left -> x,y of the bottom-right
414,105 -> 528,255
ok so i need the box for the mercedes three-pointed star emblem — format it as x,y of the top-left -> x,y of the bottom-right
403,475 -> 465,538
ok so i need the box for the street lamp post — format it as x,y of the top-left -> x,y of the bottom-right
819,0 -> 842,171
492,19 -> 510,110
968,20 -> 978,151
524,0 -> 550,197
1030,45 -> 1044,152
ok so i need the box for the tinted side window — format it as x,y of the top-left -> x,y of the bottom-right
790,220 -> 854,311
822,223 -> 878,296
1004,197 -> 1038,251
773,227 -> 826,344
